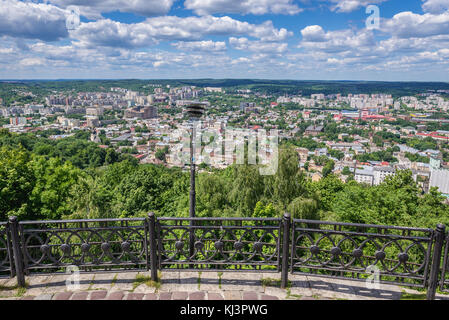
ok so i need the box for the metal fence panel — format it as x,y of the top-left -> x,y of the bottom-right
0,222 -> 13,277
291,219 -> 434,288
156,217 -> 282,272
18,218 -> 149,273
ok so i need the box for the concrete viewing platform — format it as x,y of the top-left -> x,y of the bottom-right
0,271 -> 447,300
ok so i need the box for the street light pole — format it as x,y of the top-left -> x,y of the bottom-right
185,102 -> 206,267
189,122 -> 196,219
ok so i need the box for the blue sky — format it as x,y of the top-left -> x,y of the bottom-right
0,0 -> 449,81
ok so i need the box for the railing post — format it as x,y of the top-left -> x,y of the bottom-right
148,212 -> 158,282
427,224 -> 445,300
281,212 -> 291,289
9,216 -> 25,287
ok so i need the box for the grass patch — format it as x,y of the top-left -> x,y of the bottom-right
133,274 -> 161,291
197,272 -> 202,290
261,278 -> 291,289
217,272 -> 223,289
285,288 -> 302,300
400,290 -> 427,300
87,275 -> 95,290
111,274 -> 118,287
15,287 -> 27,297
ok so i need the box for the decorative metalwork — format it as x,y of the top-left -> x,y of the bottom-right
18,218 -> 149,273
291,219 -> 434,288
0,222 -> 12,276
1,215 -> 447,299
156,217 -> 282,271
438,230 -> 449,293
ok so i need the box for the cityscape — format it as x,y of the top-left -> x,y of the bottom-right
1,0 -> 449,306
3,82 -> 449,197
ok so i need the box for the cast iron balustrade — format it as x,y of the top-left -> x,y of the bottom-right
291,219 -> 434,288
0,213 -> 448,300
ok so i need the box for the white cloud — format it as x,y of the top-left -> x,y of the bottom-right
299,26 -> 375,53
172,40 -> 227,52
329,0 -> 387,13
45,0 -> 174,18
422,0 -> 449,14
184,0 -> 301,16
229,37 -> 288,53
71,16 -> 292,48
0,0 -> 68,41
300,25 -> 327,42
382,11 -> 449,38
20,57 -> 45,66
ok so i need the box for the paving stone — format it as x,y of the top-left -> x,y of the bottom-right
144,293 -> 158,300
263,286 -> 288,299
89,273 -> 115,290
159,292 -> 173,300
112,272 -> 137,291
289,287 -> 314,297
71,292 -> 89,300
53,292 -> 74,300
189,291 -> 206,300
172,292 -> 189,300
261,295 -> 279,300
242,292 -> 259,300
1,277 -> 20,288
197,272 -> 220,291
107,291 -> 125,300
173,272 -> 199,292
127,293 -> 145,300
207,293 -> 224,300
220,273 -> 264,292
90,290 -> 108,300
133,284 -> 157,294
0,270 -> 417,301
34,293 -> 54,300
223,291 -> 242,300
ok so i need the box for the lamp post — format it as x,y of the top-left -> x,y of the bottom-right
185,102 -> 206,265
185,102 -> 206,218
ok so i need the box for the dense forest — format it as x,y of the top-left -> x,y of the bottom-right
0,130 -> 448,229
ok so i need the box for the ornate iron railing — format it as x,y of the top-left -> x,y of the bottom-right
18,218 -> 149,273
0,222 -> 13,277
290,219 -> 434,288
1,214 -> 449,300
439,229 -> 449,293
156,217 -> 281,271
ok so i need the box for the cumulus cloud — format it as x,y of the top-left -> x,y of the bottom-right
184,0 -> 302,16
299,26 -> 375,53
422,0 -> 449,14
229,37 -> 288,53
329,0 -> 387,13
20,57 -> 45,67
382,11 -> 449,38
71,16 -> 292,48
45,0 -> 174,18
172,40 -> 227,52
0,0 -> 68,41
300,25 -> 327,42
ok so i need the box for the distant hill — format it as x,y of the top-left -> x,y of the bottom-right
1,79 -> 449,97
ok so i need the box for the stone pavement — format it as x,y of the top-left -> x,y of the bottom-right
0,271 -> 447,300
